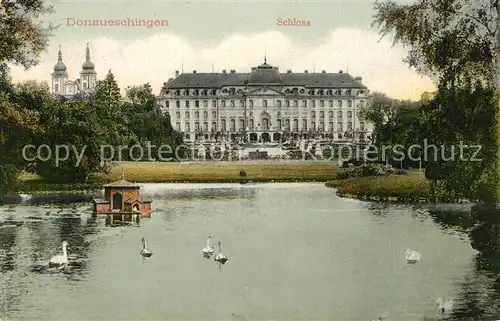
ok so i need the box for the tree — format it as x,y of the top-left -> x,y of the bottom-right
122,83 -> 183,161
373,0 -> 499,202
0,0 -> 55,196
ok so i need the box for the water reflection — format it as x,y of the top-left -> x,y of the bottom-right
424,205 -> 500,320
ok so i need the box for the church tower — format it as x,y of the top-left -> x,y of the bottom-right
51,45 -> 68,95
80,43 -> 97,91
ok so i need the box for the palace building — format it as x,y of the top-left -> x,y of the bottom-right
157,59 -> 373,144
51,44 -> 97,98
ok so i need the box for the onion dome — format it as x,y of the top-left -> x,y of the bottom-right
52,45 -> 68,77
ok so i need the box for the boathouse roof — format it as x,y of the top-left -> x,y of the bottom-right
103,179 -> 140,188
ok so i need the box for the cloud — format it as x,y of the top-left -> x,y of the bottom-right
9,28 -> 435,100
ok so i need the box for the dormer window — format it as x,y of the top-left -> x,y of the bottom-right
184,89 -> 190,96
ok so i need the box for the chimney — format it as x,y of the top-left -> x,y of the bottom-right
287,69 -> 292,73
355,76 -> 363,81
193,70 -> 197,73
322,70 -> 326,73
222,69 -> 227,73
304,70 -> 308,73
175,70 -> 179,77
339,70 -> 343,73
230,69 -> 235,73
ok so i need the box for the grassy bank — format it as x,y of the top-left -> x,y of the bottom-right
326,171 -> 433,202
14,161 -> 341,193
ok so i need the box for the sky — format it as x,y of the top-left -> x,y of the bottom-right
9,0 -> 434,100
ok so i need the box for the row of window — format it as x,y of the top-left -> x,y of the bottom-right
175,110 -> 356,120
166,99 -> 363,109
168,88 -> 363,97
175,120 -> 364,132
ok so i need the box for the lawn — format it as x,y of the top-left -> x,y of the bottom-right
15,161 -> 341,192
326,170 -> 433,202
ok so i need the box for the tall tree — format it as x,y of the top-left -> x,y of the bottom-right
373,0 -> 499,202
0,0 -> 54,196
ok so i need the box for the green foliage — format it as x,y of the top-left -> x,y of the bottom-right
373,0 -> 499,203
335,164 -> 407,180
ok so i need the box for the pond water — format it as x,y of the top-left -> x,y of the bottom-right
0,183 -> 497,320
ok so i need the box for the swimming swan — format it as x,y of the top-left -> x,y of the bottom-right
49,241 -> 69,268
436,297 -> 453,314
214,241 -> 228,264
202,236 -> 215,258
404,248 -> 421,264
140,238 -> 153,257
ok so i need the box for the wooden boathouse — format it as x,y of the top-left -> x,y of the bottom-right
92,175 -> 152,224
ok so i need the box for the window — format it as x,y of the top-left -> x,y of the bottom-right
240,100 -> 245,107
302,100 -> 307,107
337,122 -> 343,131
176,111 -> 180,119
286,100 -> 290,107
302,119 -> 307,131
328,111 -> 333,118
176,122 -> 181,131
185,101 -> 190,108
311,100 -> 316,107
263,100 -> 268,107
319,122 -> 324,131
348,100 -> 353,108
249,119 -> 254,130
230,119 -> 236,131
329,100 -> 333,107
203,111 -> 208,120
311,111 -> 316,118
230,100 -> 235,107
195,122 -> 200,131
338,100 -> 342,108
249,100 -> 254,108
176,90 -> 180,96
337,111 -> 342,118
166,101 -> 170,108
185,90 -> 190,96
239,119 -> 244,130
293,119 -> 298,131
285,119 -> 290,130
311,122 -> 316,130
203,122 -> 208,131
277,100 -> 282,107
320,100 -> 324,107
203,100 -> 208,107
212,111 -> 216,118
185,122 -> 190,132
54,84 -> 59,93
212,100 -> 216,107
221,100 -> 226,107
294,100 -> 298,107
211,122 -> 217,131
347,111 -> 352,118
328,122 -> 333,130
176,101 -> 180,108
360,122 -> 365,130
348,122 -> 353,130
195,111 -> 199,119
185,111 -> 190,119
277,119 -> 282,129
320,111 -> 324,118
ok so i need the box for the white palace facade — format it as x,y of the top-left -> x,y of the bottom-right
51,44 -> 97,98
157,59 -> 373,144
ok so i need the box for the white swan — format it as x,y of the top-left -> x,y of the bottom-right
201,236 -> 215,258
436,297 -> 453,314
404,248 -> 421,264
49,241 -> 69,268
214,241 -> 228,264
140,237 -> 153,257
